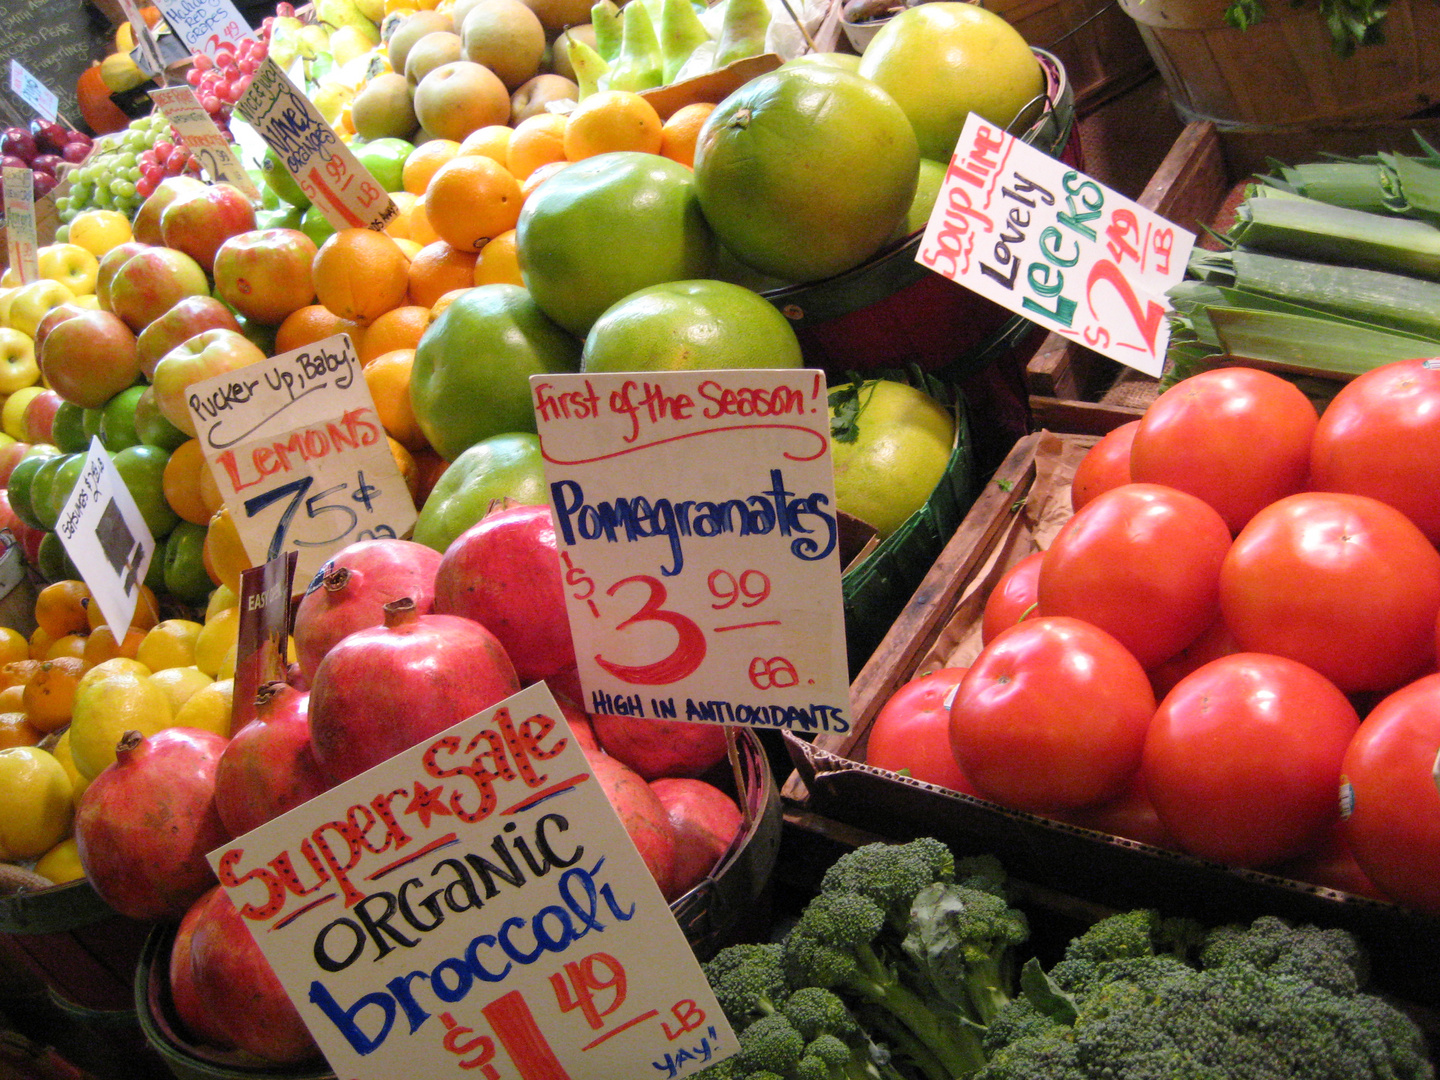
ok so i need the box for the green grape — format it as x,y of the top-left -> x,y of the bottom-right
69,180 -> 92,203
53,223 -> 70,242
54,196 -> 72,215
114,152 -> 138,170
110,178 -> 136,199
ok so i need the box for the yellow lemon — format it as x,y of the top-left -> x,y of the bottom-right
68,669 -> 173,780
76,657 -> 152,693
173,678 -> 233,738
148,666 -> 213,716
215,642 -> 237,681
136,619 -> 205,672
48,728 -> 89,802
205,584 -> 239,622
66,209 -> 133,259
194,607 -> 239,679
0,746 -> 73,861
34,837 -> 86,885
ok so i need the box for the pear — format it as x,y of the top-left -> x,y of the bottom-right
567,37 -> 611,98
328,24 -> 376,66
606,0 -> 663,91
660,0 -> 710,82
590,0 -> 622,62
713,0 -> 769,67
315,0 -> 382,44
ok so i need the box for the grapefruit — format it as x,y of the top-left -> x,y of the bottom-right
692,65 -> 919,284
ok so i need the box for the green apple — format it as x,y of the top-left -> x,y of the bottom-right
353,137 -> 414,194
260,146 -> 312,210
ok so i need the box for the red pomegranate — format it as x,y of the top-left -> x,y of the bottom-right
214,682 -> 331,838
651,777 -> 744,901
292,538 -> 444,683
168,891 -> 237,1051
552,690 -> 601,756
583,747 -> 679,899
433,503 -> 576,683
591,714 -> 730,780
74,727 -> 230,922
308,597 -> 522,784
185,885 -> 320,1064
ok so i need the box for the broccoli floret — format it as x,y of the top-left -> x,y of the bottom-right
901,882 -> 1029,1025
818,836 -> 957,930
953,854 -> 1011,900
781,988 -> 862,1043
734,1014 -> 807,1077
706,942 -> 790,1027
1198,913 -> 1366,994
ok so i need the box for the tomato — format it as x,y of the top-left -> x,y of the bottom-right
1070,420 -> 1136,513
1309,357 -> 1440,546
1338,672 -> 1440,914
1051,774 -> 1172,849
1271,823 -> 1386,901
1140,652 -> 1359,868
1129,367 -> 1317,534
1145,617 -> 1238,701
980,549 -> 1043,645
1220,492 -> 1440,694
865,667 -> 979,795
949,616 -> 1155,813
1037,483 -> 1231,669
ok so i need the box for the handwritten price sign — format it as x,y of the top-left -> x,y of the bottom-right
236,58 -> 396,233
8,59 -> 58,122
917,113 -> 1196,378
185,333 -> 416,584
531,370 -> 851,735
2,167 -> 39,284
208,682 -> 734,1080
151,0 -> 254,57
149,85 -> 260,197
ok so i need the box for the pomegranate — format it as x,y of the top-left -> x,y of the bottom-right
552,690 -> 601,755
214,681 -> 331,838
168,891 -> 236,1050
651,777 -> 744,901
74,727 -> 230,922
186,885 -> 320,1064
583,746 -> 679,898
433,503 -> 576,683
308,597 -> 522,784
292,538 -> 444,682
591,713 -> 730,780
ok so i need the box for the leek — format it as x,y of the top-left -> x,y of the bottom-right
1227,199 -> 1440,280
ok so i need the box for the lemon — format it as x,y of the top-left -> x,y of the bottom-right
48,728 -> 90,802
69,670 -> 173,780
194,607 -> 240,679
34,837 -> 86,884
148,666 -> 214,715
215,642 -> 237,681
205,584 -> 239,622
136,619 -> 205,672
173,678 -> 233,738
77,657 -> 152,692
0,746 -> 73,861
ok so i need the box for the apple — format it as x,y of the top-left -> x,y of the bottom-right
6,279 -> 77,339
32,302 -> 88,353
39,308 -> 142,409
212,228 -> 318,326
32,171 -> 57,199
2,387 -> 46,441
0,127 -> 37,163
107,246 -> 211,333
159,183 -> 258,273
0,328 -> 39,395
30,120 -> 69,156
0,489 -> 45,568
0,154 -> 27,172
94,241 -> 149,312
152,328 -> 267,436
0,439 -> 30,487
21,388 -> 63,446
62,141 -> 91,165
31,154 -> 63,177
132,175 -> 207,247
37,243 -> 101,297
136,295 -> 243,379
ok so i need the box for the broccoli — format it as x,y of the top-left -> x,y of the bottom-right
706,941 -> 790,1027
734,1014 -> 807,1077
901,881 -> 1029,1025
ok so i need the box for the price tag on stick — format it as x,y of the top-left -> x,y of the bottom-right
531,369 -> 852,735
8,59 -> 58,123
150,84 -> 261,197
235,58 -> 396,232
2,167 -> 39,284
917,112 -> 1197,378
186,333 -> 416,585
150,0 -> 255,58
116,0 -> 168,85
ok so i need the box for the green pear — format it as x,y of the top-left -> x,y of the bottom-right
567,36 -> 611,98
606,0 -> 663,91
660,0 -> 710,82
713,0 -> 768,67
590,0 -> 622,62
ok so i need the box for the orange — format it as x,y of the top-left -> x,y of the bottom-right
506,112 -> 568,181
311,228 -> 412,325
364,349 -> 427,452
198,457 -> 225,519
34,581 -> 91,640
422,156 -> 524,253
45,634 -> 88,662
27,628 -> 54,662
22,656 -> 85,732
384,191 -> 420,241
659,102 -> 715,168
430,288 -> 471,320
520,160 -> 569,202
473,229 -> 523,287
412,447 -> 450,505
407,242 -> 479,309
408,195 -> 442,246
388,435 -> 421,504
203,506 -> 249,596
163,439 -> 214,525
0,686 -> 22,712
563,90 -> 663,161
0,714 -> 42,750
459,124 -> 512,165
402,139 -> 462,195
84,584 -> 159,634
81,623 -> 146,671
0,628 -> 28,669
358,305 -> 432,365
275,304 -> 368,356
1,660 -> 42,691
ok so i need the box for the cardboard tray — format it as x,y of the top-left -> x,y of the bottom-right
780,428 -> 1440,1010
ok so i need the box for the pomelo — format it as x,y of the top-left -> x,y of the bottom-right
857,2 -> 1045,163
692,65 -> 918,284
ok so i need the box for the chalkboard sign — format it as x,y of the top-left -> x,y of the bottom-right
0,0 -> 114,129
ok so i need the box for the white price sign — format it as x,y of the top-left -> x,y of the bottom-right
8,60 -> 58,122
151,0 -> 254,57
149,85 -> 260,197
2,167 -> 39,284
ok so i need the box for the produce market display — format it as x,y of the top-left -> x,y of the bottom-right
1,0 -> 1439,1075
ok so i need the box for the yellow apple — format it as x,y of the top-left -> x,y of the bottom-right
37,243 -> 101,297
71,293 -> 101,310
2,386 -> 46,441
6,280 -> 77,339
0,287 -> 16,329
0,328 -> 39,395
67,209 -> 133,259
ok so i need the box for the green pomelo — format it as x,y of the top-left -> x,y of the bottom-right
413,432 -> 549,553
692,66 -> 919,284
895,157 -> 947,240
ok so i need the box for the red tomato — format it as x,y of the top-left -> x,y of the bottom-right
1140,652 -> 1359,868
1219,492 -> 1440,694
1271,823 -> 1387,902
1037,483 -> 1232,669
1310,357 -> 1440,546
865,667 -> 979,795
1051,774 -> 1172,848
1129,366 -> 1317,534
1070,420 -> 1137,513
1338,672 -> 1440,914
1145,617 -> 1239,701
949,616 -> 1155,814
980,550 -> 1043,645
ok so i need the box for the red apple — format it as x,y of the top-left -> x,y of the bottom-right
151,327 -> 267,436
0,440 -> 31,486
107,246 -> 211,333
94,241 -> 149,312
21,388 -> 63,445
0,490 -> 45,565
136,294 -> 243,379
160,183 -> 257,273
212,228 -> 318,326
32,301 -> 89,353
39,308 -> 142,408
132,175 -> 206,247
